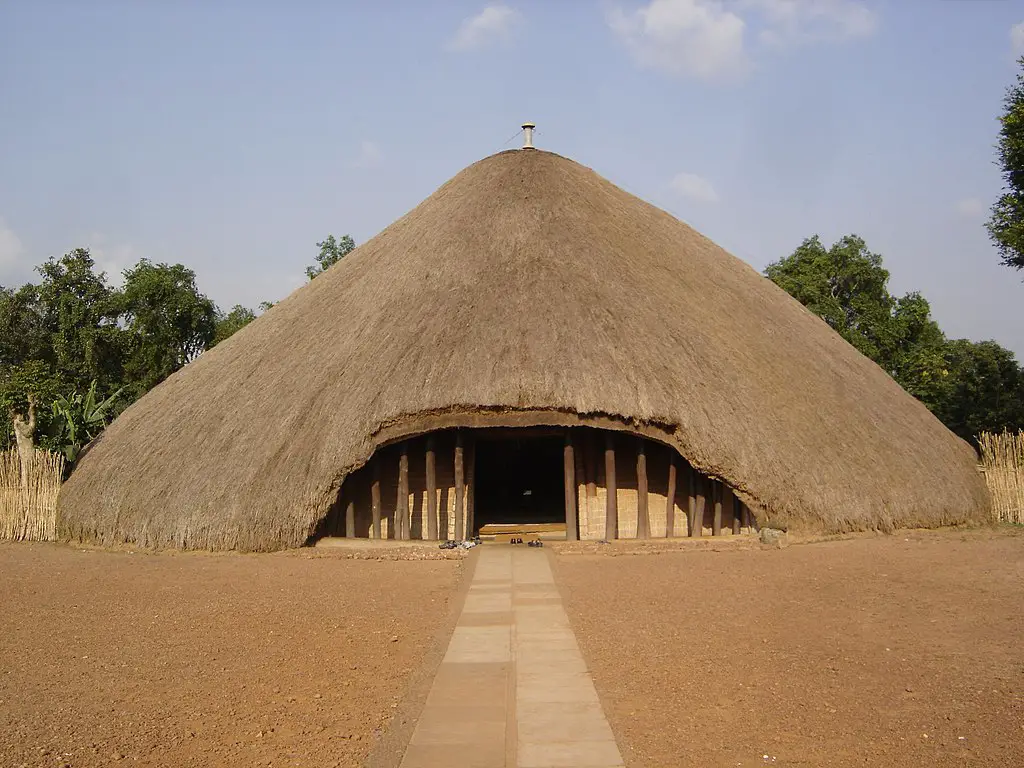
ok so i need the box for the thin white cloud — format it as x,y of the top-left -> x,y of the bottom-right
1012,21 -> 1024,56
608,0 -> 876,81
750,0 -> 877,47
608,0 -> 748,81
447,5 -> 521,52
82,233 -> 142,288
0,219 -> 25,282
671,172 -> 721,203
955,198 -> 985,219
351,140 -> 383,169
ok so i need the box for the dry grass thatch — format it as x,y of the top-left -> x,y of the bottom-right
979,431 -> 1024,524
1,448 -> 64,542
57,149 -> 989,551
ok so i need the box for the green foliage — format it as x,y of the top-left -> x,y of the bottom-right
767,234 -> 1024,441
987,56 -> 1024,270
119,260 -> 217,395
0,360 -> 65,452
306,234 -> 355,280
765,235 -> 947,401
213,304 -> 257,345
934,340 -> 1024,442
33,249 -> 124,393
50,380 -> 123,462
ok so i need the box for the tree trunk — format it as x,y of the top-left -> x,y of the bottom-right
11,397 -> 37,489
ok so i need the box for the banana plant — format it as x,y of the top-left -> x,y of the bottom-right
51,381 -> 122,463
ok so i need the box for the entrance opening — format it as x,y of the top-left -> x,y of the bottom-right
474,433 -> 565,529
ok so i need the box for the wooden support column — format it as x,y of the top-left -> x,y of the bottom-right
345,500 -> 355,538
604,434 -> 618,540
692,472 -> 705,538
574,435 -> 587,538
371,461 -> 382,539
712,480 -> 723,536
425,436 -> 437,540
665,454 -> 677,538
454,432 -> 465,541
564,432 -> 578,541
465,436 -> 476,538
636,439 -> 649,539
398,443 -> 410,540
730,489 -> 741,535
585,433 -> 597,503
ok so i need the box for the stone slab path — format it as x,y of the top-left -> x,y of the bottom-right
399,545 -> 624,768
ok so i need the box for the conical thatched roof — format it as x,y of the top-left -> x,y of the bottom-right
57,149 -> 989,550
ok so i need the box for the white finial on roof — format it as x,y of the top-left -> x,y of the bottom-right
521,122 -> 536,149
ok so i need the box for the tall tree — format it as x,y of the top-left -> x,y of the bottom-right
765,235 -> 947,405
306,234 -> 355,280
987,56 -> 1024,270
119,260 -> 216,394
33,248 -> 123,392
212,304 -> 257,345
935,340 -> 1024,441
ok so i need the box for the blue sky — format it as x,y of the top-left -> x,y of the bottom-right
1,1 -> 1022,356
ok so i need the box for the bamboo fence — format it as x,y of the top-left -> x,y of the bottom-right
0,447 -> 65,542
978,431 -> 1024,525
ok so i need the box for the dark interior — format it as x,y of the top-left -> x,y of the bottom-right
474,435 -> 564,529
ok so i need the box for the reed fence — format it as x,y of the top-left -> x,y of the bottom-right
0,447 -> 65,541
978,431 -> 1024,525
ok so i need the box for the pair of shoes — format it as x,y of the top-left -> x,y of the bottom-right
438,540 -> 457,550
509,537 -> 524,545
527,540 -> 544,548
459,540 -> 478,549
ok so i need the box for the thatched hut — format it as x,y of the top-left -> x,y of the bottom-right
57,139 -> 989,551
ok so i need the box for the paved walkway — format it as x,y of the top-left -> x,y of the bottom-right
399,545 -> 624,768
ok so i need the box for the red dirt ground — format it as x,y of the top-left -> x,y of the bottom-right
556,526 -> 1024,768
0,543 -> 462,768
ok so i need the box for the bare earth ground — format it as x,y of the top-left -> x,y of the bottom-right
0,543 -> 462,768
556,526 -> 1024,768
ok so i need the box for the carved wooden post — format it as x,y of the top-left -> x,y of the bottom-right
665,453 -> 677,538
730,488 -> 741,535
398,443 -> 410,540
564,431 -> 578,541
454,432 -> 465,541
465,435 -> 476,538
636,438 -> 649,540
574,435 -> 587,538
693,472 -> 705,538
425,436 -> 437,540
371,460 -> 382,539
345,500 -> 355,538
712,479 -> 723,536
604,433 -> 617,540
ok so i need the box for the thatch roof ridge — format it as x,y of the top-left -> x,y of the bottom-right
57,148 -> 989,550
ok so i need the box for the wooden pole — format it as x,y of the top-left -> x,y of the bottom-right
636,438 -> 649,539
425,436 -> 437,540
665,453 -> 677,538
604,433 -> 617,540
574,435 -> 587,538
398,443 -> 410,540
465,435 -> 476,538
712,479 -> 723,536
730,488 -> 741,535
585,433 -> 597,502
371,460 -> 382,539
454,432 -> 465,541
564,432 -> 578,541
692,472 -> 705,538
345,500 -> 355,538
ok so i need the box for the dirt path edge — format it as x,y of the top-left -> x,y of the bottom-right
363,547 -> 481,768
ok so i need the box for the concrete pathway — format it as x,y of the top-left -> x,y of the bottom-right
399,545 -> 624,768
